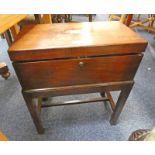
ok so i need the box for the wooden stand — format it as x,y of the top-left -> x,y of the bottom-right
23,81 -> 133,134
8,22 -> 147,134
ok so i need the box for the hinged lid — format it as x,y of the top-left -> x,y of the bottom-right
8,21 -> 147,62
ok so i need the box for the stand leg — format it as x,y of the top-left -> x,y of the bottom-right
42,97 -> 49,101
22,93 -> 44,134
100,92 -> 106,97
110,84 -> 133,125
100,92 -> 108,108
88,14 -> 93,22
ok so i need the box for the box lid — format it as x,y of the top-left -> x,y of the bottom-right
8,21 -> 147,62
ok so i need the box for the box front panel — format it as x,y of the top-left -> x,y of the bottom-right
13,54 -> 143,90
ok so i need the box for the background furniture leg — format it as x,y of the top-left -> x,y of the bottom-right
88,14 -> 93,22
110,84 -> 133,125
0,63 -> 10,79
100,92 -> 106,97
22,93 -> 44,134
0,30 -> 12,79
125,14 -> 133,26
4,30 -> 12,46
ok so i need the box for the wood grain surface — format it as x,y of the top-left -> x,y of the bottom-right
13,54 -> 142,90
8,21 -> 147,61
0,14 -> 27,34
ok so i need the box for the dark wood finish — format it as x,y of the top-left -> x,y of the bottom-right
110,84 -> 134,125
88,15 -> 93,22
22,93 -> 44,134
9,44 -> 146,62
13,54 -> 142,90
23,81 -> 134,97
23,80 -> 134,129
34,14 -> 42,24
41,97 -> 109,108
4,30 -> 13,46
125,14 -> 133,27
105,92 -> 116,111
8,22 -> 147,133
8,22 -> 147,62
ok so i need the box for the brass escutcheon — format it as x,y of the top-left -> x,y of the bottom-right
79,61 -> 85,67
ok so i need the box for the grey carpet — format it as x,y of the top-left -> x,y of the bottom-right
0,15 -> 155,141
